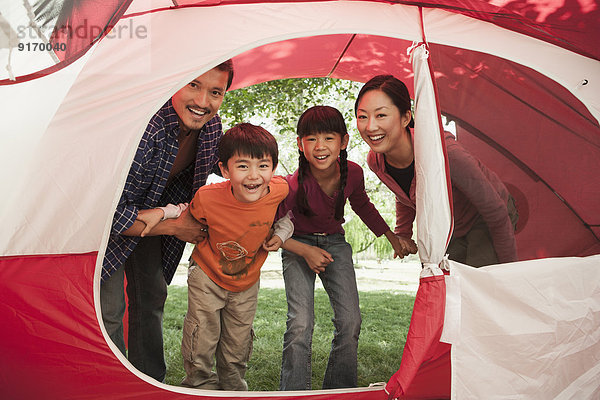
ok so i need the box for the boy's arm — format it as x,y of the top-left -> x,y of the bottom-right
137,208 -> 166,237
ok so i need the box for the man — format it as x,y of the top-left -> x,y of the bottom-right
101,60 -> 234,382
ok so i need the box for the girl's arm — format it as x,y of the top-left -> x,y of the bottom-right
263,212 -> 294,252
347,164 -> 392,236
383,229 -> 417,258
347,163 -> 417,258
281,238 -> 333,274
366,151 -> 416,246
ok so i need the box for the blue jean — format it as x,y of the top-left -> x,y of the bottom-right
279,233 -> 361,390
100,236 -> 168,382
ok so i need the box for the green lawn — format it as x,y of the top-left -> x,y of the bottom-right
164,286 -> 415,391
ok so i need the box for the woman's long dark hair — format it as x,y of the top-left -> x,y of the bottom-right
295,105 -> 348,221
354,75 -> 414,136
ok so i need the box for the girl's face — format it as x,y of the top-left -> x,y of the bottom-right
355,89 -> 412,154
298,131 -> 349,173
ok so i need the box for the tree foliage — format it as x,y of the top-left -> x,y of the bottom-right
220,78 -> 365,175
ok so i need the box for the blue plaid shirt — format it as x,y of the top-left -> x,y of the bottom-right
102,99 -> 223,284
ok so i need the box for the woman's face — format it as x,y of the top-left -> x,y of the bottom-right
356,89 -> 411,154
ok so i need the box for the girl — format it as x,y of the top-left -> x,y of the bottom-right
277,105 -> 402,390
354,75 -> 517,266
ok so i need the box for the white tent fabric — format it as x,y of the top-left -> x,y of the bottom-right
442,255 -> 600,399
411,43 -> 452,276
1,1 -> 599,398
2,1 -> 598,122
1,2 -> 598,257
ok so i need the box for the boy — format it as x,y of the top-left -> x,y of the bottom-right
140,123 -> 289,390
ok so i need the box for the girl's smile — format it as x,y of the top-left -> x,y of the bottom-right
298,131 -> 349,174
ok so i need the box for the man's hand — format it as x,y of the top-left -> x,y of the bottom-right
137,208 -> 165,237
170,208 -> 208,244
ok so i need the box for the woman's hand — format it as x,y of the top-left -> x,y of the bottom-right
385,230 -> 417,258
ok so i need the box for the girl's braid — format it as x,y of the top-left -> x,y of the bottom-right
296,150 -> 315,217
334,148 -> 348,220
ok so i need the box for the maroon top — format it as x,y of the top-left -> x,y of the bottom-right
277,160 -> 390,237
367,132 -> 517,263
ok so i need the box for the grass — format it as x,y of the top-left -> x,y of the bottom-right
164,286 -> 415,391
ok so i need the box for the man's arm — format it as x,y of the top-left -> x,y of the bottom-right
137,203 -> 189,236
122,207 -> 208,244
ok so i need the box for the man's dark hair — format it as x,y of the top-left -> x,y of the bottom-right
215,59 -> 235,90
218,123 -> 278,169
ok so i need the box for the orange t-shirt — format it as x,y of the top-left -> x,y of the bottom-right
189,176 -> 288,292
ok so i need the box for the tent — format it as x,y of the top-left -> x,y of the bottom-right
1,0 -> 599,398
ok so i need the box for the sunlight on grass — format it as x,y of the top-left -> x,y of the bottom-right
164,286 -> 414,391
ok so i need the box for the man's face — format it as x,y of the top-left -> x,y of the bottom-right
171,68 -> 229,134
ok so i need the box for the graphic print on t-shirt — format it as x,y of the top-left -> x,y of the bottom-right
216,241 -> 249,275
216,219 -> 271,277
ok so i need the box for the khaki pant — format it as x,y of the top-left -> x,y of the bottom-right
447,194 -> 519,267
181,261 -> 258,390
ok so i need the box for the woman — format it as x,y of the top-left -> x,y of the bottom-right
354,75 -> 518,266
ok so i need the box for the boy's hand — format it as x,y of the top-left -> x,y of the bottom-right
302,245 -> 334,274
263,235 -> 283,252
137,208 -> 165,237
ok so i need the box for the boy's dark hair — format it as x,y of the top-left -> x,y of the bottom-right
218,123 -> 278,169
215,59 -> 235,90
295,106 -> 348,221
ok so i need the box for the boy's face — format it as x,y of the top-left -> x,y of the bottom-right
219,153 -> 275,203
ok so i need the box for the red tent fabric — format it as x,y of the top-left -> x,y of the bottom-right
385,274 -> 451,399
1,1 -> 598,399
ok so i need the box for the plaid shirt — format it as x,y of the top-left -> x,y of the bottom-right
102,99 -> 223,284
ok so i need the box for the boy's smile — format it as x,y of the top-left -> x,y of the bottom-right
219,153 -> 275,203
